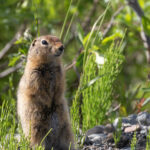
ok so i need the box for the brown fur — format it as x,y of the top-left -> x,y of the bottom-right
17,35 -> 74,150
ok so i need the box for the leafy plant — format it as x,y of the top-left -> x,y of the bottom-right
146,130 -> 150,150
131,132 -> 137,150
113,117 -> 122,147
71,32 -> 125,137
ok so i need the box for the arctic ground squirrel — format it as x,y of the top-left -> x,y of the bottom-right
17,35 -> 74,150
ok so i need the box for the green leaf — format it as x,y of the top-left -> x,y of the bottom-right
18,48 -> 28,55
15,37 -> 26,45
92,45 -> 99,51
83,32 -> 91,47
77,23 -> 85,45
142,88 -> 150,92
76,52 -> 84,68
8,55 -> 21,67
125,13 -> 132,23
102,32 -> 123,45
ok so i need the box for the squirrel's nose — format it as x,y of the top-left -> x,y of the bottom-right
58,45 -> 64,52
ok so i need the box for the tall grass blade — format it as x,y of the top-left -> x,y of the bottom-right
40,128 -> 52,146
92,3 -> 110,45
64,0 -> 81,43
60,0 -> 73,40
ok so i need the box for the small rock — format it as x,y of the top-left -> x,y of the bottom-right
140,129 -> 147,134
83,136 -> 93,145
86,125 -> 105,136
124,124 -> 140,133
120,148 -> 131,150
87,133 -> 107,145
137,112 -> 150,126
105,124 -> 115,133
83,145 -> 99,150
107,133 -> 114,143
128,114 -> 137,121
122,115 -> 137,126
88,133 -> 107,140
147,126 -> 150,130
113,115 -> 138,130
117,132 -> 132,148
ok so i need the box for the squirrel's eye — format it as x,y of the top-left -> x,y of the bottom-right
42,40 -> 48,45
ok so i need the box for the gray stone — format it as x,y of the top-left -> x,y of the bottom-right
124,124 -> 140,133
122,115 -> 137,125
140,129 -> 147,134
147,126 -> 150,130
88,133 -> 107,144
86,125 -> 105,136
83,112 -> 149,150
128,114 -> 137,120
84,136 -> 93,145
105,124 -> 115,133
113,115 -> 138,130
121,148 -> 131,150
137,112 -> 150,126
106,133 -> 114,143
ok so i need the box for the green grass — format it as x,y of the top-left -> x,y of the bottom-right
113,117 -> 122,147
131,132 -> 137,150
146,130 -> 150,150
0,77 -> 44,150
71,42 -> 124,136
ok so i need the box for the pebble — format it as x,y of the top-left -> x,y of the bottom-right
86,125 -> 105,136
88,133 -> 107,144
137,112 -> 150,126
105,124 -> 115,133
124,124 -> 140,133
83,112 -> 150,150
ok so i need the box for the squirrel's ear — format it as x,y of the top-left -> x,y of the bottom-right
32,40 -> 37,47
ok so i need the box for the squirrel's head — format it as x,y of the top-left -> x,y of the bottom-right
28,35 -> 64,63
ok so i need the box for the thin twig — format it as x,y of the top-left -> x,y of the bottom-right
73,65 -> 80,81
0,61 -> 23,78
65,47 -> 82,71
65,61 -> 76,71
0,24 -> 26,60
106,104 -> 121,115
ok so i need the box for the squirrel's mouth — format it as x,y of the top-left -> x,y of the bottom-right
54,50 -> 63,57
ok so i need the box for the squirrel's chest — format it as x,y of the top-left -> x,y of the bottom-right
40,68 -> 55,81
40,70 -> 56,90
30,64 -> 61,90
